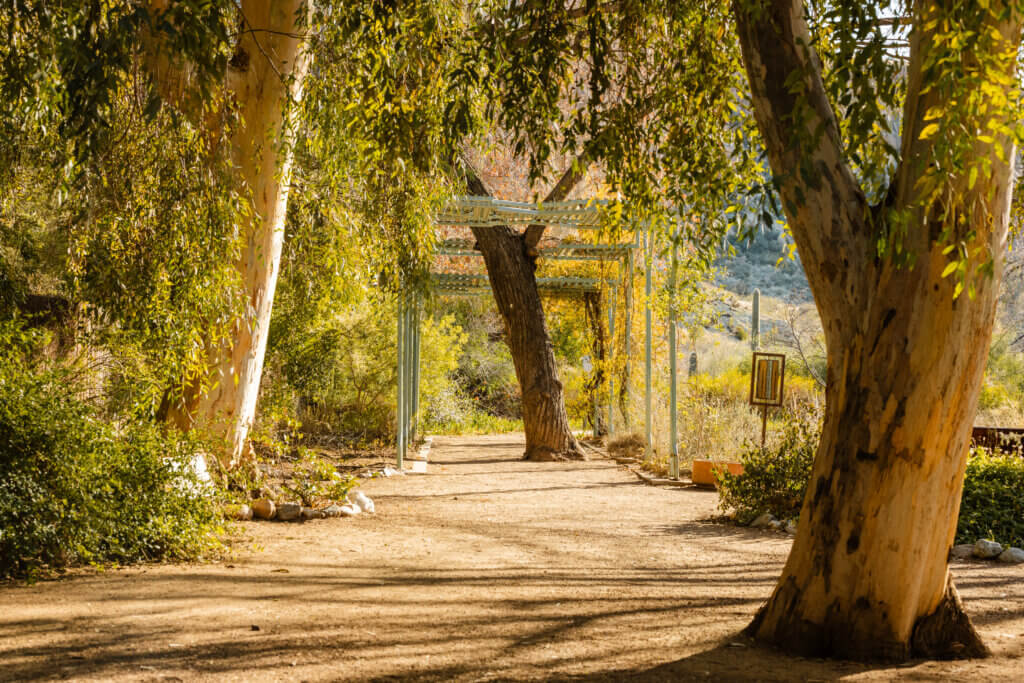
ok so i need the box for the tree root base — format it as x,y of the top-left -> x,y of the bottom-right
523,443 -> 587,462
746,574 -> 990,662
911,575 -> 990,660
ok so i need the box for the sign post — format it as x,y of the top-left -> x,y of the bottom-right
749,352 -> 786,449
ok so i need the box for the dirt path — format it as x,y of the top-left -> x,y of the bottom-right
2,434 -> 1023,681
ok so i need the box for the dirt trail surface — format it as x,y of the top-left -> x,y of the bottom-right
2,434 -> 1023,681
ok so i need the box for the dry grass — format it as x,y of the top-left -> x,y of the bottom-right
607,432 -> 645,460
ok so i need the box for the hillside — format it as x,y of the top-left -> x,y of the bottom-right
714,225 -> 812,302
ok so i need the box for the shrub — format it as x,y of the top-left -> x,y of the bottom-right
715,411 -> 820,524
281,448 -> 359,507
273,301 -> 467,444
0,321 -> 221,580
715,421 -> 1024,548
956,450 -> 1024,548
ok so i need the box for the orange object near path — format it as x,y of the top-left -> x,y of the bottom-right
691,460 -> 744,487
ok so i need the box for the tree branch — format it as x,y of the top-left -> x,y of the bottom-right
522,151 -> 592,250
732,0 -> 872,317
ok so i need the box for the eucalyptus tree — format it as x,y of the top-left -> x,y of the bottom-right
462,0 -> 1024,663
1,1 -> 315,465
157,0 -> 313,466
733,0 -> 1021,660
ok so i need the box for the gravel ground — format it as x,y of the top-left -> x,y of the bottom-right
1,433 -> 1022,681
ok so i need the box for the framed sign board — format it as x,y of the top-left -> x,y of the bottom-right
750,352 -> 786,407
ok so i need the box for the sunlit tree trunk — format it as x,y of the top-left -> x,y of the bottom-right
166,0 -> 312,466
472,224 -> 584,460
734,0 -> 1020,660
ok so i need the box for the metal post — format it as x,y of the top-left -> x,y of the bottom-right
669,236 -> 679,480
411,296 -> 422,443
644,225 -> 653,459
396,296 -> 406,469
403,300 -> 414,456
608,285 -> 616,436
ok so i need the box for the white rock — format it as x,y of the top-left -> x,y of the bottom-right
750,513 -> 775,529
338,504 -> 361,517
351,491 -> 375,514
191,454 -> 212,483
996,547 -> 1024,564
973,539 -> 1004,559
169,453 -> 214,495
950,544 -> 975,560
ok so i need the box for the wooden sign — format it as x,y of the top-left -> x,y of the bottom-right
750,352 -> 786,407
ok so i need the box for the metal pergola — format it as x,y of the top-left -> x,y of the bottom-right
396,197 -> 687,479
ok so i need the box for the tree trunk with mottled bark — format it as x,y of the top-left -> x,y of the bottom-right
165,0 -> 312,466
734,0 -> 1020,660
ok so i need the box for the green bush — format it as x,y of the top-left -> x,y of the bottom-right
268,299 -> 467,444
715,411 -> 819,524
956,450 -> 1024,548
282,448 -> 359,507
0,321 -> 221,580
716,415 -> 1024,548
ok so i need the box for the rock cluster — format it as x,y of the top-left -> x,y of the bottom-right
949,539 -> 1024,564
225,491 -> 375,523
746,513 -> 797,535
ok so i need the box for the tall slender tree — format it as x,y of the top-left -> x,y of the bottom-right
163,0 -> 314,466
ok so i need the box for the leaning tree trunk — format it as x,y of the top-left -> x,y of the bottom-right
472,224 -> 584,460
463,169 -> 584,460
735,0 -> 1020,660
166,0 -> 312,466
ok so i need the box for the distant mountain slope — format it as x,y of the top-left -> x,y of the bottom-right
714,225 -> 812,302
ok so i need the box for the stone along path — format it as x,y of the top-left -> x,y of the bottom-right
2,434 -> 1023,681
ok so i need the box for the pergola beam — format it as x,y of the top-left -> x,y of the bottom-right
430,273 -> 607,296
435,196 -> 609,230
391,196 -> 672,471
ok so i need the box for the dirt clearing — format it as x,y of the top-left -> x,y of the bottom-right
2,434 -> 1022,681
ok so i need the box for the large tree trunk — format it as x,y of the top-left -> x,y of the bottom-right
747,238 -> 1004,660
167,0 -> 312,466
734,0 -> 1020,660
463,171 -> 584,460
471,223 -> 584,461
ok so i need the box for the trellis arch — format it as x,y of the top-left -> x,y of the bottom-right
396,197 -> 687,479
